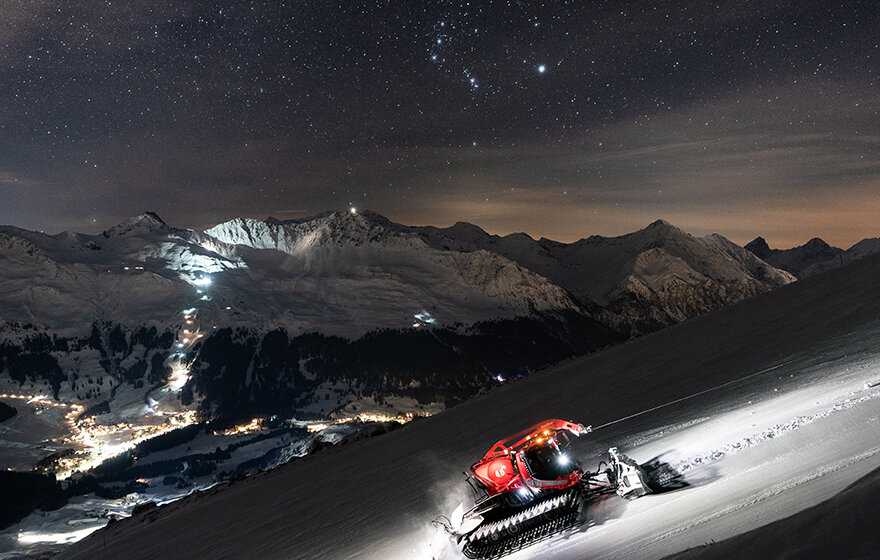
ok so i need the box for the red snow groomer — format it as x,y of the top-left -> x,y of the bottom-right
440,419 -> 655,559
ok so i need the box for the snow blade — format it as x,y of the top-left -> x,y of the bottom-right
461,488 -> 584,559
608,447 -> 651,499
451,503 -> 484,536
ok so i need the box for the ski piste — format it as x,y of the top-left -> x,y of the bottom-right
435,419 -> 686,559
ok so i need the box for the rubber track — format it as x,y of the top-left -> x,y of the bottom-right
461,488 -> 584,559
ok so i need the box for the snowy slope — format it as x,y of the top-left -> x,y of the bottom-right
667,465 -> 880,559
846,237 -> 880,260
55,253 -> 880,560
409,219 -> 795,333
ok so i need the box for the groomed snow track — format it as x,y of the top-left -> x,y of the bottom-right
462,489 -> 584,559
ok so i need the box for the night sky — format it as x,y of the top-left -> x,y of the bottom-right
1,1 -> 878,247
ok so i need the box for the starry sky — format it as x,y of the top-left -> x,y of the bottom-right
1,1 -> 878,248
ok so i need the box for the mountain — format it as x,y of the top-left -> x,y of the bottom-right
0,214 -> 244,337
745,237 -> 842,278
744,236 -> 880,278
203,210 -> 583,332
54,249 -> 880,560
0,211 -> 794,428
405,218 -> 795,334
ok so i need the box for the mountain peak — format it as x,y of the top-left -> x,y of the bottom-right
102,212 -> 169,237
639,219 -> 683,236
647,218 -> 673,228
745,237 -> 772,259
745,235 -> 843,278
802,237 -> 832,251
140,211 -> 167,226
449,221 -> 489,237
633,219 -> 685,243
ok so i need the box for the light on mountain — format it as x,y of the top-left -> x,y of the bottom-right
168,361 -> 192,392
414,310 -> 437,324
350,206 -> 357,214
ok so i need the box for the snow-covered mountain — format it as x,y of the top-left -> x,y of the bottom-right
0,212 -> 243,336
0,211 -> 794,427
745,237 -> 842,278
745,235 -> 880,278
203,210 -> 583,332
0,210 -> 577,339
405,218 -> 794,333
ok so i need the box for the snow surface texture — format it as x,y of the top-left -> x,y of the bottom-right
666,464 -> 880,559
56,254 -> 880,560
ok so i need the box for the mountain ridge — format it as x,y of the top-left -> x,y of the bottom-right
744,235 -> 880,278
